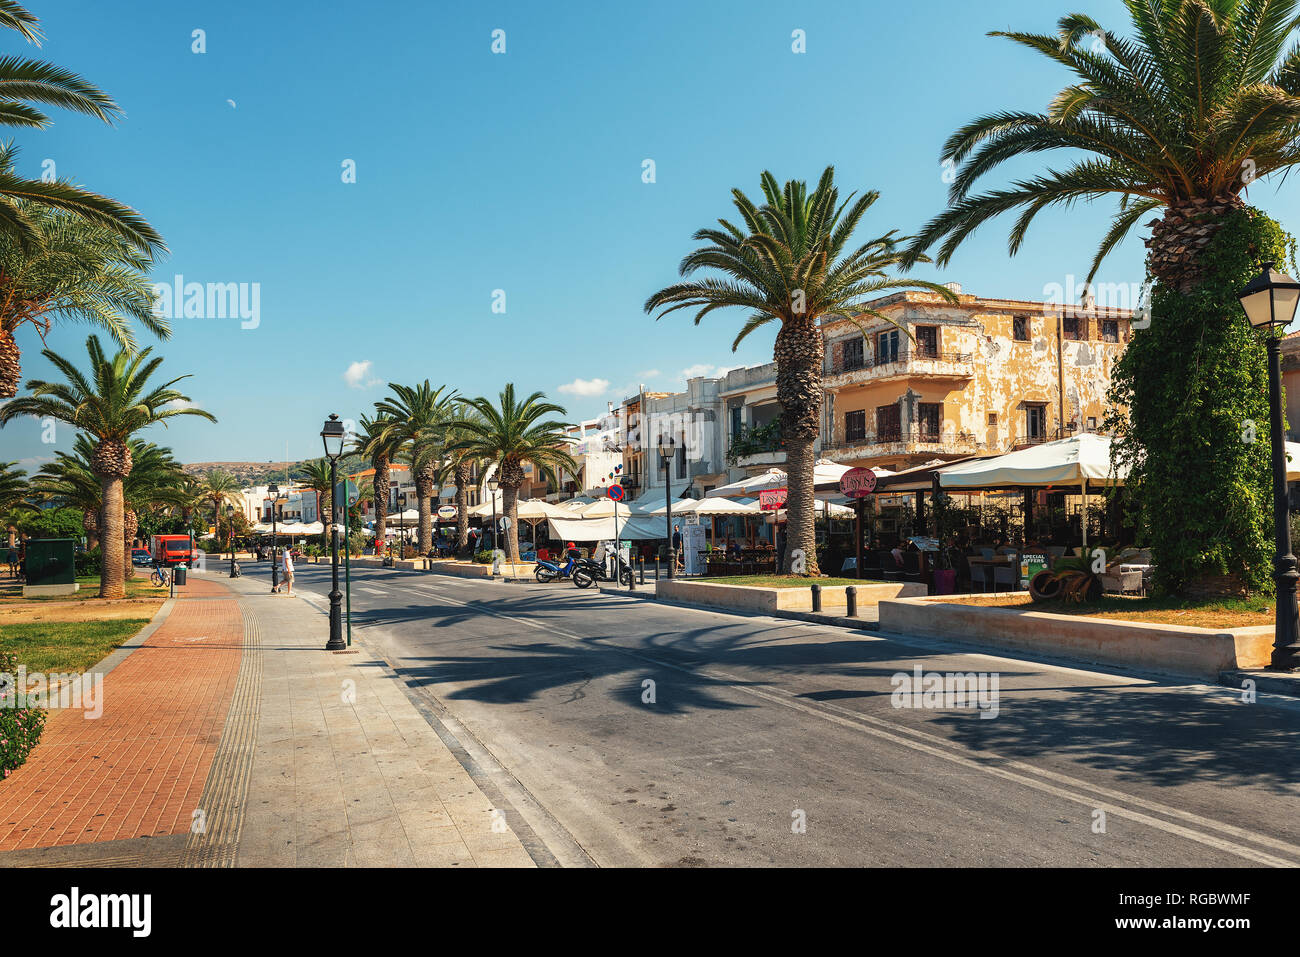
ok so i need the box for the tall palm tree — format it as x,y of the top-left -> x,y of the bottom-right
435,403 -> 488,555
30,442 -> 99,546
375,381 -> 457,554
446,384 -> 576,563
646,166 -> 955,575
297,458 -> 335,550
0,189 -> 166,397
349,412 -> 401,552
196,468 -> 242,531
0,335 -> 214,597
0,3 -> 165,256
900,1 -> 1300,594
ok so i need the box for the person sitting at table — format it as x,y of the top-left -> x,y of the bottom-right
726,536 -> 741,559
891,542 -> 905,567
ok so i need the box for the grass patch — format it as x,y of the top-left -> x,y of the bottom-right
695,575 -> 892,588
0,618 -> 151,673
0,575 -> 167,603
940,593 -> 1274,629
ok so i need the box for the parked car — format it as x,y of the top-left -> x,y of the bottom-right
131,548 -> 153,567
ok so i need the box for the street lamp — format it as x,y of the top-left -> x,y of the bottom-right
487,475 -> 500,573
226,504 -> 237,577
658,435 -> 675,579
268,481 -> 280,592
1239,261 -> 1300,671
321,413 -> 346,651
397,490 -> 408,561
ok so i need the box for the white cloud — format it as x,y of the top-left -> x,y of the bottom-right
343,360 -> 380,389
557,377 -> 611,397
165,398 -> 194,410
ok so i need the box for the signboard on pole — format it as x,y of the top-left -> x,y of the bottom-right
758,488 -> 788,511
608,484 -> 625,502
840,467 -> 877,498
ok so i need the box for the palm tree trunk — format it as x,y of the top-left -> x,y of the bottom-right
373,458 -> 389,554
123,509 -> 138,581
775,316 -> 823,576
99,476 -> 126,598
83,508 -> 99,550
500,459 -> 525,563
454,462 -> 471,552
0,326 -> 20,400
416,466 -> 435,554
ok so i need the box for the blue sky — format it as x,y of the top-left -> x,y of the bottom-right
3,0 -> 1299,469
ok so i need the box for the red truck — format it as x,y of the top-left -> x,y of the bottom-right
150,534 -> 198,567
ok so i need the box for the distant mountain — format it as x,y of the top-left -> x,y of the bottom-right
182,461 -> 306,486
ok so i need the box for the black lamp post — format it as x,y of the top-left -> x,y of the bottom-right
226,504 -> 237,577
397,490 -> 407,561
321,413 -> 346,651
1239,260 -> 1300,671
659,435 -> 675,579
268,481 -> 280,592
487,476 -> 500,573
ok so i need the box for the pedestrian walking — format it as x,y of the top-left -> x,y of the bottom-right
672,525 -> 683,569
277,546 -> 295,595
5,543 -> 17,579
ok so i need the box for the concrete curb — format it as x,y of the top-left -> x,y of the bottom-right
1219,669 -> 1300,698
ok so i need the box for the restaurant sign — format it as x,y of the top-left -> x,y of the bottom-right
758,488 -> 788,511
839,467 -> 877,498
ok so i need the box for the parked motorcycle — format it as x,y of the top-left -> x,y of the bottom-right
572,555 -> 633,588
534,553 -> 579,583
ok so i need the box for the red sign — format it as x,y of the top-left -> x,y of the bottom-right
839,467 -> 877,498
758,488 -> 788,511
608,484 -> 625,501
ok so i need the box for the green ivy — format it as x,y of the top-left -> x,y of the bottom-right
1105,207 -> 1295,595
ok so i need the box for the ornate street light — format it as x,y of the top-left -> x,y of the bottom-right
658,434 -> 675,579
487,475 -> 500,572
1239,261 -> 1300,671
397,490 -> 408,561
226,503 -> 237,577
268,481 -> 280,592
321,413 -> 346,651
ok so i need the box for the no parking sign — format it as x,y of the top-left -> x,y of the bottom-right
608,484 -> 625,501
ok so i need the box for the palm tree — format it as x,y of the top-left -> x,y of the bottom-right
0,335 -> 214,597
196,468 -> 242,530
30,442 -> 99,546
0,459 -> 29,547
435,404 -> 488,555
646,166 -> 955,575
446,384 -> 576,563
297,458 -> 335,550
349,412 -> 401,552
900,1 -> 1300,594
0,189 -> 166,397
0,3 -> 165,256
375,381 -> 457,555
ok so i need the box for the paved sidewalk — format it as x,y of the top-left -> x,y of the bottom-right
0,569 -> 535,867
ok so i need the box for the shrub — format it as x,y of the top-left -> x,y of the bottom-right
473,549 -> 495,564
74,546 -> 102,577
0,653 -> 47,780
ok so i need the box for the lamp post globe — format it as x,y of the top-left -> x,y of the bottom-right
321,414 -> 347,651
1239,262 -> 1300,671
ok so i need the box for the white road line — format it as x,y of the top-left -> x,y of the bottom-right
421,589 -> 1300,867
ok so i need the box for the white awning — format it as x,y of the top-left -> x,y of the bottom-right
939,433 -> 1126,489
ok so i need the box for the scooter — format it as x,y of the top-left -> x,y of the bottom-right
572,555 -> 633,589
534,553 -> 580,583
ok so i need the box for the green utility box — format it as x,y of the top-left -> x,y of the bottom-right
22,537 -> 79,598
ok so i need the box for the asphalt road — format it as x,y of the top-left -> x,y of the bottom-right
243,560 -> 1300,868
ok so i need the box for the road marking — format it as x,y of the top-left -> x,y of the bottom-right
420,590 -> 1300,867
357,586 -> 387,596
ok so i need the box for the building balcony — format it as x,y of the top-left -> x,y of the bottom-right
821,429 -> 986,462
825,349 -> 974,387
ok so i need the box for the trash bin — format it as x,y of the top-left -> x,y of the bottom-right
173,564 -> 187,586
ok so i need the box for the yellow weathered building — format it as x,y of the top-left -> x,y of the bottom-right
820,287 -> 1133,471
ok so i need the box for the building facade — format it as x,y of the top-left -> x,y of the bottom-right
820,287 -> 1133,471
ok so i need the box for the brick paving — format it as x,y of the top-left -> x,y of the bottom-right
0,575 -> 241,850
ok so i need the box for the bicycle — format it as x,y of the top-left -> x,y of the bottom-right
150,563 -> 170,587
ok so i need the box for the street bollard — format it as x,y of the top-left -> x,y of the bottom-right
655,557 -> 660,580
811,583 -> 822,613
638,557 -> 645,585
846,585 -> 857,618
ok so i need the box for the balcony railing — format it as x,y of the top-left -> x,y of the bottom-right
823,428 -> 984,454
829,348 -> 973,376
